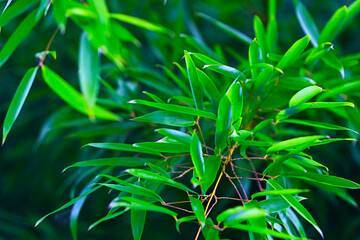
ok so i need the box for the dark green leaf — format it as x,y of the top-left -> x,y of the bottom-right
133,111 -> 195,127
134,142 -> 189,153
189,197 -> 206,226
190,134 -> 205,179
184,50 -> 203,110
276,35 -> 310,70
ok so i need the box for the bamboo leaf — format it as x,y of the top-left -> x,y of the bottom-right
282,171 -> 360,189
41,66 -> 120,121
129,99 -> 216,120
134,142 -> 189,153
190,134 -> 205,179
189,197 -> 206,227
126,169 -> 197,194
184,50 -> 203,110
267,179 -> 323,238
131,209 -> 146,240
289,86 -> 322,107
196,68 -> 221,106
100,183 -> 162,202
251,189 -> 309,199
318,6 -> 347,44
202,156 -> 221,195
254,15 -> 268,62
155,129 -> 192,144
84,143 -> 162,156
132,111 -> 195,127
217,206 -> 266,225
293,0 -> 320,46
0,0 -> 37,27
79,32 -> 100,116
215,95 -> 232,153
276,35 -> 310,70
259,196 -> 306,213
267,135 -> 328,154
2,67 -> 38,144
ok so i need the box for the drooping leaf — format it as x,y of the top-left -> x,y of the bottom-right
2,67 -> 38,144
190,134 -> 205,179
189,197 -> 206,227
251,189 -> 309,199
84,143 -> 162,156
131,209 -> 146,240
126,169 -> 197,194
41,66 -> 120,121
0,0 -> 38,27
259,196 -> 306,213
267,179 -> 323,238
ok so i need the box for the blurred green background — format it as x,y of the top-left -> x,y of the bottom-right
1,0 -> 360,239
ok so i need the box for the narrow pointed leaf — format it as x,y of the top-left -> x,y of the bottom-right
3,67 -> 38,144
202,156 -> 221,194
132,111 -> 195,127
84,143 -> 161,156
131,209 -> 146,240
189,197 -> 206,226
318,6 -> 347,44
100,184 -> 162,202
155,129 -> 192,144
277,35 -> 310,70
267,135 -> 327,153
191,134 -> 205,179
217,206 -> 266,225
289,86 -> 322,107
251,189 -> 309,199
254,15 -> 268,62
184,50 -> 203,110
215,95 -> 232,153
134,142 -> 189,153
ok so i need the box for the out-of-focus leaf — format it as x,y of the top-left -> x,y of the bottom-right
176,216 -> 197,232
134,142 -> 189,153
293,0 -> 319,46
251,189 -> 309,199
2,67 -> 38,144
204,64 -> 245,80
63,157 -> 159,171
318,81 -> 360,101
53,0 -> 67,31
42,66 -> 120,121
249,40 -> 261,79
196,68 -> 221,106
276,35 -> 310,70
133,111 -> 195,127
282,171 -> 360,189
289,86 -> 322,107
131,209 -> 146,240
266,135 -> 327,153
126,169 -> 197,194
0,0 -> 37,27
100,184 -> 162,202
129,100 -> 216,120
267,179 -> 323,238
189,197 -> 206,227
196,12 -> 252,44
321,51 -> 345,79
0,9 -> 39,68
184,50 -> 203,110
280,119 -> 356,133
111,13 -> 172,35
267,17 -> 278,53
318,6 -> 347,44
190,134 -> 205,179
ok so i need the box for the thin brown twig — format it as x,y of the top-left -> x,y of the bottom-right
38,27 -> 60,67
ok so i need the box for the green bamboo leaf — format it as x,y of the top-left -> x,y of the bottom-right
63,157 -> 159,171
131,209 -> 146,240
203,64 -> 245,80
318,6 -> 347,44
196,68 -> 221,106
254,15 -> 268,62
259,196 -> 306,213
2,67 -> 38,144
88,209 -> 128,231
126,169 -> 196,194
134,142 -> 189,153
318,81 -> 360,101
84,143 -> 162,156
202,156 -> 221,195
0,0 -> 38,27
142,91 -> 165,103
267,17 -> 278,53
321,51 -> 345,79
155,129 -> 192,144
53,0 -> 67,31
228,223 -> 306,240
251,189 -> 309,199
111,197 -> 177,217
226,81 -> 243,130
267,179 -> 323,238
129,100 -> 216,120
280,119 -> 356,133
215,95 -> 232,153
267,135 -> 327,154
100,183 -> 162,202
282,171 -> 360,189
41,66 -> 120,121
345,0 -> 360,24
217,206 -> 266,225
35,185 -> 101,227
249,40 -> 261,79
88,0 -> 109,25
110,13 -> 172,35
176,216 -> 198,232
289,86 -> 322,107
184,50 -> 203,110
196,12 -> 252,44
252,67 -> 273,96
0,9 -> 39,68
191,134 -> 205,179
293,0 -> 320,46
79,32 -> 100,116
189,52 -> 222,66
189,197 -> 206,227
132,111 -> 195,127
276,35 -> 310,70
